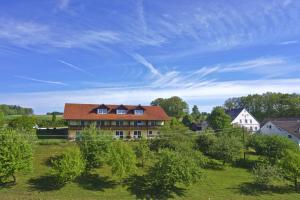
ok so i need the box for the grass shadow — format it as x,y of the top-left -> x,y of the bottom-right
124,174 -> 186,199
233,158 -> 256,170
238,182 -> 296,196
0,181 -> 16,189
76,174 -> 117,191
28,175 -> 64,191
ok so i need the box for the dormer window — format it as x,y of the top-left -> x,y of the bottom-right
117,109 -> 127,115
134,109 -> 144,115
97,108 -> 107,114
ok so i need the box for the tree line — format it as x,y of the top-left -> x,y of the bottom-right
224,92 -> 300,121
0,104 -> 33,116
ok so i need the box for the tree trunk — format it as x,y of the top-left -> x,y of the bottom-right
12,174 -> 16,184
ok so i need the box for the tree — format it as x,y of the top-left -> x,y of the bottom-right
0,104 -> 33,115
0,128 -> 32,184
151,96 -> 188,118
279,150 -> 300,191
51,147 -> 85,184
107,141 -> 137,178
52,113 -> 57,122
135,138 -> 152,167
223,92 -> 300,121
196,131 -> 217,155
77,124 -> 112,172
252,162 -> 280,188
8,115 -> 36,131
211,134 -> 243,165
191,105 -> 201,121
249,135 -> 298,165
0,111 -> 5,127
207,107 -> 232,131
148,149 -> 202,192
182,114 -> 193,128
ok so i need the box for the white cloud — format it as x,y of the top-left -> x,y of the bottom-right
58,60 -> 94,76
278,40 -> 299,45
131,53 -> 162,77
14,75 -> 67,86
2,78 -> 300,114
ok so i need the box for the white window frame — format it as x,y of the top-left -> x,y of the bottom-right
115,131 -> 124,139
134,109 -> 144,115
97,108 -> 107,114
116,109 -> 127,115
133,130 -> 141,139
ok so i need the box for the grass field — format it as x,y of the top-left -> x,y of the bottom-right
0,141 -> 299,200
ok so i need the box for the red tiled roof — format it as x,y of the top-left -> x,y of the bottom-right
63,103 -> 170,121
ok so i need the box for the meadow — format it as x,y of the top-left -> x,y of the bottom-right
0,141 -> 299,200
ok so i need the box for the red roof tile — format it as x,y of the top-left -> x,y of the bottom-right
63,103 -> 170,121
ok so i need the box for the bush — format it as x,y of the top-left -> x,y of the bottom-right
8,115 -> 36,131
148,149 -> 202,192
0,128 -> 33,183
51,147 -> 85,184
196,132 -> 217,155
252,162 -> 280,188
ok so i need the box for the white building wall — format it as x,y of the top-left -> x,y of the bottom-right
260,121 -> 300,146
231,109 -> 260,132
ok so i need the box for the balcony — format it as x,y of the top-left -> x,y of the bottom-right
68,124 -> 160,130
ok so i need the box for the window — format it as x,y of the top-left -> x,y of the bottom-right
288,135 -> 292,138
80,120 -> 84,126
134,121 -> 143,126
255,127 -> 258,131
134,109 -> 144,115
116,120 -> 123,127
240,119 -> 242,123
97,108 -> 107,114
250,119 -> 252,124
245,119 -> 248,123
268,125 -> 272,129
148,130 -> 152,135
116,109 -> 127,114
134,131 -> 141,139
115,131 -> 124,139
149,121 -> 156,126
250,126 -> 253,131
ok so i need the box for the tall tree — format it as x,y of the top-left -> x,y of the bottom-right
191,105 -> 201,120
151,96 -> 188,118
207,107 -> 232,131
0,129 -> 33,184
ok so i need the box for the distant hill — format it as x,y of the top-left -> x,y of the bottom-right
0,104 -> 33,115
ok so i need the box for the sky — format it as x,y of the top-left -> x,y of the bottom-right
0,0 -> 300,114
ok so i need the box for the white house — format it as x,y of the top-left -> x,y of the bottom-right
225,108 -> 260,132
260,119 -> 300,147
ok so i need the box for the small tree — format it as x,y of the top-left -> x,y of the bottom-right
51,113 -> 57,122
8,115 -> 36,131
107,141 -> 137,178
149,149 -> 202,192
0,128 -> 32,184
207,107 -> 231,131
191,105 -> 201,121
279,150 -> 300,191
252,162 -> 280,188
0,111 -> 5,127
196,131 -> 217,155
135,138 -> 152,168
182,114 -> 193,128
51,147 -> 85,184
78,124 -> 112,172
211,135 -> 243,165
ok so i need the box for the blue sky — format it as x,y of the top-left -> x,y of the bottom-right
0,0 -> 300,114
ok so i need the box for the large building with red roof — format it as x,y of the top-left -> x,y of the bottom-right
63,103 -> 170,140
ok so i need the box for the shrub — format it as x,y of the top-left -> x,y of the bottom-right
196,132 -> 217,155
51,147 -> 85,184
252,162 -> 280,188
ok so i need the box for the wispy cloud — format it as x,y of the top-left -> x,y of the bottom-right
131,53 -> 162,77
57,0 -> 70,10
278,40 -> 299,45
14,75 -> 67,86
58,60 -> 94,77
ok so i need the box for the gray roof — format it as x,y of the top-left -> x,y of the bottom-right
269,118 -> 300,139
225,108 -> 244,120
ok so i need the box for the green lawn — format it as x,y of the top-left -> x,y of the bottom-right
0,142 -> 299,200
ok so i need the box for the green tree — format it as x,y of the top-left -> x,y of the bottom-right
52,113 -> 57,122
196,131 -> 217,155
107,141 -> 137,178
8,115 -> 36,131
279,150 -> 300,191
0,128 -> 33,184
151,96 -> 188,118
191,105 -> 201,121
207,107 -> 232,131
51,147 -> 85,184
148,149 -> 202,192
78,124 -> 112,172
135,138 -> 152,168
211,134 -> 243,165
0,111 -> 5,127
249,135 -> 298,165
182,114 -> 193,128
252,162 -> 280,188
